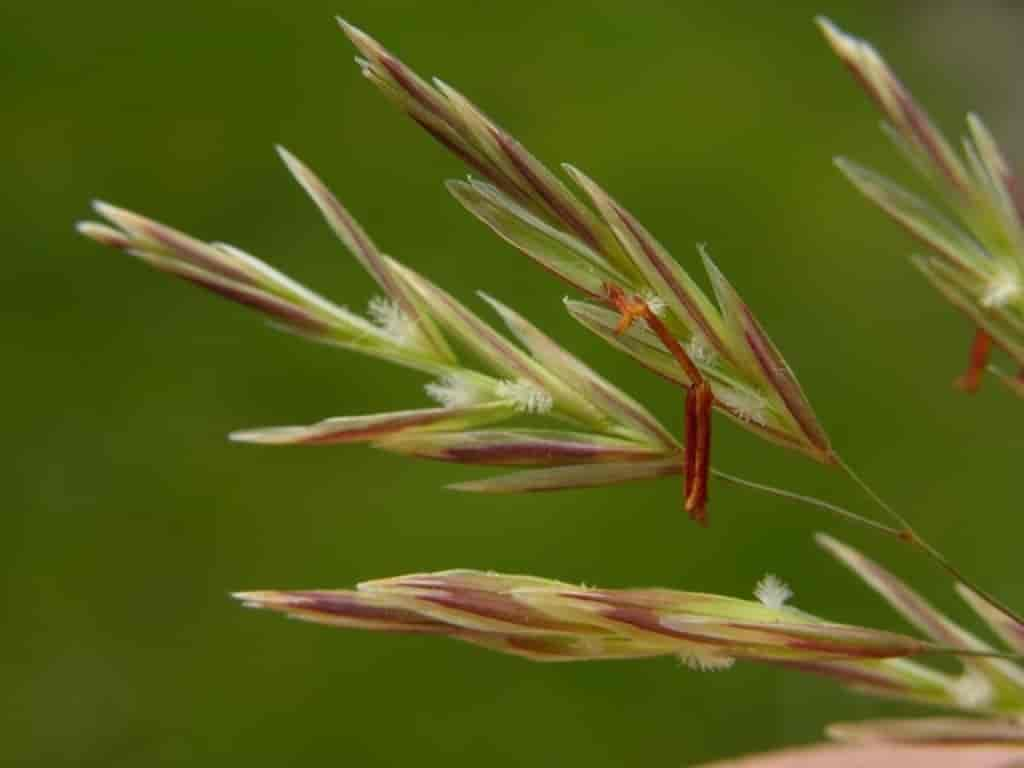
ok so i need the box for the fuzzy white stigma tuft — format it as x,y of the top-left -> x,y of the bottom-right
679,650 -> 736,672
424,373 -> 485,409
640,290 -> 667,317
686,334 -> 717,366
754,573 -> 793,610
717,387 -> 768,425
368,295 -> 417,346
981,269 -> 1021,308
951,672 -> 993,710
495,378 -> 554,414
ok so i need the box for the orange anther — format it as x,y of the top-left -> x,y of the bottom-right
603,282 -> 715,525
954,328 -> 991,393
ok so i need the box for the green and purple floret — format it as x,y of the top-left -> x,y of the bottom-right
234,568 -> 930,667
80,18 -> 843,527
233,534 -> 1024,722
819,18 -> 1024,396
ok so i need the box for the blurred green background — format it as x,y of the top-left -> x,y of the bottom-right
5,1 -> 1024,764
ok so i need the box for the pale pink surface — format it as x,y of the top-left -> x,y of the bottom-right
701,744 -> 1024,767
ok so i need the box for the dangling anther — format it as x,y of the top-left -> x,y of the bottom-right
954,328 -> 992,393
604,282 -> 714,525
684,382 -> 713,525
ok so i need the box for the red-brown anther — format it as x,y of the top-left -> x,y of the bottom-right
954,328 -> 992,393
683,385 -> 699,512
604,282 -> 713,524
685,382 -> 713,525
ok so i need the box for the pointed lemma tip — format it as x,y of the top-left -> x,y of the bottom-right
76,219 -> 132,248
231,591 -> 270,609
813,15 -> 837,34
475,288 -> 500,308
813,531 -> 841,551
560,162 -> 581,178
431,76 -> 454,96
232,590 -> 302,609
814,16 -> 851,48
336,17 -> 374,49
560,163 -> 595,192
91,199 -> 118,218
953,582 -> 974,600
274,143 -> 303,170
443,177 -> 468,195
227,429 -> 262,444
444,480 -> 481,493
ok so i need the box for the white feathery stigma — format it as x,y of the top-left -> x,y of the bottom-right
686,334 -> 717,366
951,672 -> 993,710
981,268 -> 1021,308
640,289 -> 667,317
424,373 -> 484,409
717,387 -> 768,425
754,573 -> 793,610
495,378 -> 554,414
368,295 -> 417,346
678,650 -> 736,672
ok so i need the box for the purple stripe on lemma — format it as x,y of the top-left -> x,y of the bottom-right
136,218 -> 255,285
304,173 -> 424,330
737,622 -> 922,659
738,303 -> 831,458
1007,619 -> 1024,650
597,604 -> 737,647
832,557 -> 959,646
377,53 -> 447,121
411,115 -> 528,206
771,659 -> 909,692
1003,171 -> 1024,228
419,439 -> 659,466
290,590 -> 449,631
298,408 -> 475,445
564,592 -> 736,648
416,589 -> 584,633
177,270 -> 329,334
891,81 -> 967,194
492,128 -> 602,252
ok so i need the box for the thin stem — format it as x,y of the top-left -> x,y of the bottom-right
712,469 -> 903,537
909,532 -> 1024,630
835,454 -> 1024,627
834,454 -> 915,534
